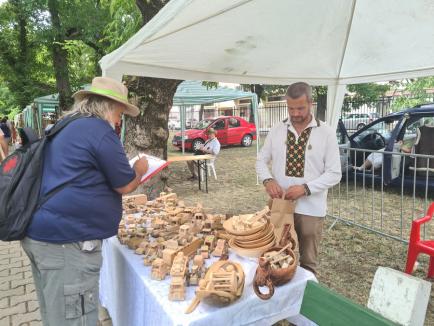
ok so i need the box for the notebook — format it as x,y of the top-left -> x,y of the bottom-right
129,153 -> 169,183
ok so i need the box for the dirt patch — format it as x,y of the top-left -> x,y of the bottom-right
166,135 -> 433,325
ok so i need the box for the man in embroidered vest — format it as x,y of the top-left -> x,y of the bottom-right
256,82 -> 341,275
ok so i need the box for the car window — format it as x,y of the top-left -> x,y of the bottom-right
228,118 -> 240,128
402,115 -> 434,146
353,117 -> 400,145
212,119 -> 225,130
195,119 -> 214,129
336,128 -> 347,145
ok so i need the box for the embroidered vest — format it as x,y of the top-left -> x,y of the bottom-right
285,128 -> 312,177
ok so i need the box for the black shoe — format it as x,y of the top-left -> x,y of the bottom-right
188,176 -> 198,181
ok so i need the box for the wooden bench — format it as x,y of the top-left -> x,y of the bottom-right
300,281 -> 399,326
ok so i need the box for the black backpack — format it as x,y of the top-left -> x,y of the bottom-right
0,122 -> 11,138
0,113 -> 84,241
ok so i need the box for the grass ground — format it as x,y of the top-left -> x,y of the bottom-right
166,134 -> 434,325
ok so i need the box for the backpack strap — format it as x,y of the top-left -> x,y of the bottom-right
46,112 -> 89,139
37,113 -> 90,209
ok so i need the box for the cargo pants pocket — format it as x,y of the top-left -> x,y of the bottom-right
64,280 -> 98,319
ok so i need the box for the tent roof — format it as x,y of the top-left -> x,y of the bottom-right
34,93 -> 59,104
100,0 -> 434,86
173,80 -> 256,105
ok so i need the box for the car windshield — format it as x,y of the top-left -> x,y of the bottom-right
194,119 -> 214,129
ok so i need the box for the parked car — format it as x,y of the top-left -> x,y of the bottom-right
338,104 -> 434,190
172,116 -> 257,151
341,112 -> 379,130
168,119 -> 181,130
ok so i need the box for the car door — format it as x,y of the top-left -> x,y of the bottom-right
210,119 -> 227,144
385,113 -> 434,185
227,118 -> 243,144
337,119 -> 351,171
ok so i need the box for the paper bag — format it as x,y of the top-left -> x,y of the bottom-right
269,196 -> 298,250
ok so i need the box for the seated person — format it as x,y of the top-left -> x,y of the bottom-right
354,139 -> 414,171
187,128 -> 220,180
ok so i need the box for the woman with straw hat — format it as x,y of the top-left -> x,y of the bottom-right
21,76 -> 148,326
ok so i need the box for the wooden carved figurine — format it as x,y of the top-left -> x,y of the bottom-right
169,252 -> 188,301
151,258 -> 168,281
253,243 -> 297,300
185,260 -> 245,314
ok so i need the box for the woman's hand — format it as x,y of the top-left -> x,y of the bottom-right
134,157 -> 149,176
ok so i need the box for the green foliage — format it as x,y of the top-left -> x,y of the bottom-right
101,0 -> 142,52
391,77 -> 434,111
63,40 -> 98,91
202,81 -> 218,90
347,83 -> 390,103
0,0 -> 55,109
342,83 -> 390,112
0,81 -> 19,116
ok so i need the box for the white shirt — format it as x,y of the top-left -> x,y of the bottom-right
203,137 -> 220,156
256,116 -> 342,217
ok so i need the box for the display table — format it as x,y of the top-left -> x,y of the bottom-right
100,237 -> 317,326
168,155 -> 213,193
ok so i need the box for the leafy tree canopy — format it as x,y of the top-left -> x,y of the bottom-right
392,77 -> 434,110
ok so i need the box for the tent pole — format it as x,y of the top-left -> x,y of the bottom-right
252,94 -> 259,185
181,105 -> 186,154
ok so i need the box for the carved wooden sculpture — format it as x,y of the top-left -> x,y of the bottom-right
185,260 -> 245,314
253,239 -> 298,300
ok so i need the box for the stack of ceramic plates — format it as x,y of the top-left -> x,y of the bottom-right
223,215 -> 276,258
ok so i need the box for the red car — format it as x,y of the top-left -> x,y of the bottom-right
172,116 -> 257,151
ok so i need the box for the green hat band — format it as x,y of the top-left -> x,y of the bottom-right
89,87 -> 128,102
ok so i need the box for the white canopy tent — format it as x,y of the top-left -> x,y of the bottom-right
100,0 -> 434,129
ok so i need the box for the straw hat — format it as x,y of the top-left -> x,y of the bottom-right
72,77 -> 139,117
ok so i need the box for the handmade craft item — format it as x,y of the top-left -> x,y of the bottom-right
187,255 -> 206,286
252,239 -> 298,300
269,195 -> 298,248
185,260 -> 245,314
169,252 -> 188,301
212,239 -> 228,257
151,258 -> 169,281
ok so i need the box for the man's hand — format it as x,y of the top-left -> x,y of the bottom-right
285,185 -> 306,200
264,179 -> 283,198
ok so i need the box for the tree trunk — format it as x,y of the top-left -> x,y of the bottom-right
124,76 -> 182,199
199,104 -> 204,121
48,0 -> 72,112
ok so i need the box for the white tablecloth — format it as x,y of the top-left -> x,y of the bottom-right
100,237 -> 317,326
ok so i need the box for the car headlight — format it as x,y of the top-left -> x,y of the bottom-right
183,135 -> 189,140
